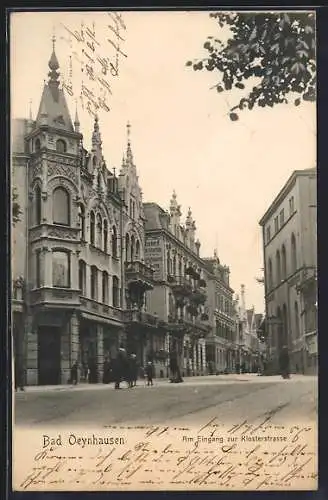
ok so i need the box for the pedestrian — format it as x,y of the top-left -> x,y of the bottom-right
279,346 -> 291,379
14,363 -> 25,392
70,361 -> 78,385
145,361 -> 154,386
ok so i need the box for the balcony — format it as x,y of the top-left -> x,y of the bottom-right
167,314 -> 211,336
124,309 -> 163,328
29,287 -> 80,308
168,275 -> 193,299
79,296 -> 124,323
125,261 -> 154,291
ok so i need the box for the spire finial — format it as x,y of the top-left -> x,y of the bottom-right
126,121 -> 134,165
28,99 -> 33,121
127,121 -> 131,142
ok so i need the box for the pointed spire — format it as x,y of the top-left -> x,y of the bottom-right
74,100 -> 80,133
92,114 -> 102,150
29,99 -> 33,121
186,207 -> 193,227
47,33 -> 60,102
170,190 -> 178,214
126,121 -> 134,165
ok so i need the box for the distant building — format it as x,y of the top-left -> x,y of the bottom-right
234,286 -> 262,373
259,168 -> 317,374
143,195 -> 237,377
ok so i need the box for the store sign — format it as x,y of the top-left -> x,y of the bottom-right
145,237 -> 163,280
306,333 -> 317,355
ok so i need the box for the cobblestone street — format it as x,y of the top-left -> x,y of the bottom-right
14,374 -> 317,428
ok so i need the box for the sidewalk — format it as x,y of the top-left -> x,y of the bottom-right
15,373 -> 316,393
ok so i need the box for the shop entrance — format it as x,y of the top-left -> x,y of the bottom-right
38,326 -> 61,385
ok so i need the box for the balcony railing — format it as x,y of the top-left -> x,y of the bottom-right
79,296 -> 124,322
124,309 -> 161,327
125,260 -> 154,284
29,287 -> 80,307
168,314 -> 211,335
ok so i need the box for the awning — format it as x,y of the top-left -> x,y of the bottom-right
81,311 -> 123,327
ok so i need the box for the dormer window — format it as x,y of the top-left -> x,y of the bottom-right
56,139 -> 67,153
35,138 -> 41,152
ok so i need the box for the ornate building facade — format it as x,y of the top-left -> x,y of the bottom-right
143,195 -> 237,378
12,43 -> 240,386
12,45 -> 155,385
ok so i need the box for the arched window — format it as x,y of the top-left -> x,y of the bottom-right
112,276 -> 119,307
131,234 -> 135,261
93,156 -> 97,168
78,204 -> 86,240
96,213 -> 102,248
178,259 -> 182,277
90,265 -> 98,300
97,173 -> 101,191
103,219 -> 108,253
53,187 -> 70,225
135,240 -> 140,261
56,139 -> 67,153
78,260 -> 86,295
268,258 -> 273,289
52,250 -> 70,288
294,301 -> 300,339
125,233 -> 130,262
281,244 -> 287,279
276,250 -> 281,284
90,211 -> 95,245
112,226 -> 118,258
35,184 -> 42,225
35,138 -> 41,152
102,271 -> 109,304
291,233 -> 297,273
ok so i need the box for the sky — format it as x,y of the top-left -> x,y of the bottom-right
10,11 -> 316,314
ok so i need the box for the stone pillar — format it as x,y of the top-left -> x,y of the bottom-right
60,312 -> 80,384
71,252 -> 79,291
61,318 -> 70,384
85,264 -> 91,298
197,342 -> 201,375
201,339 -> 206,374
97,324 -> 104,383
44,249 -> 52,288
26,318 -> 38,385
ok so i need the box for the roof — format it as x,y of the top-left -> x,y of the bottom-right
143,203 -> 170,231
35,83 -> 74,132
259,167 -> 317,226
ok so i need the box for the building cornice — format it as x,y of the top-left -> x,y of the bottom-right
259,168 -> 316,226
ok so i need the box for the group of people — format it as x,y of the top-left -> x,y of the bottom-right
103,349 -> 154,389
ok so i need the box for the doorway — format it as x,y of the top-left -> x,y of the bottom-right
38,326 -> 61,385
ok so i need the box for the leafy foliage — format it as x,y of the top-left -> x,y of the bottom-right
186,12 -> 316,120
12,187 -> 22,226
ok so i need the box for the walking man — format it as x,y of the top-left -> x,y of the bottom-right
145,361 -> 154,386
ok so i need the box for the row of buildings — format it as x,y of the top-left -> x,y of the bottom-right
11,44 -> 263,385
259,168 -> 317,375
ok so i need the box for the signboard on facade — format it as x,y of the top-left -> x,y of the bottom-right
306,332 -> 317,355
145,237 -> 163,281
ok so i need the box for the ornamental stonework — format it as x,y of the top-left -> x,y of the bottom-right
48,227 -> 78,240
32,163 -> 42,179
47,163 -> 78,185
